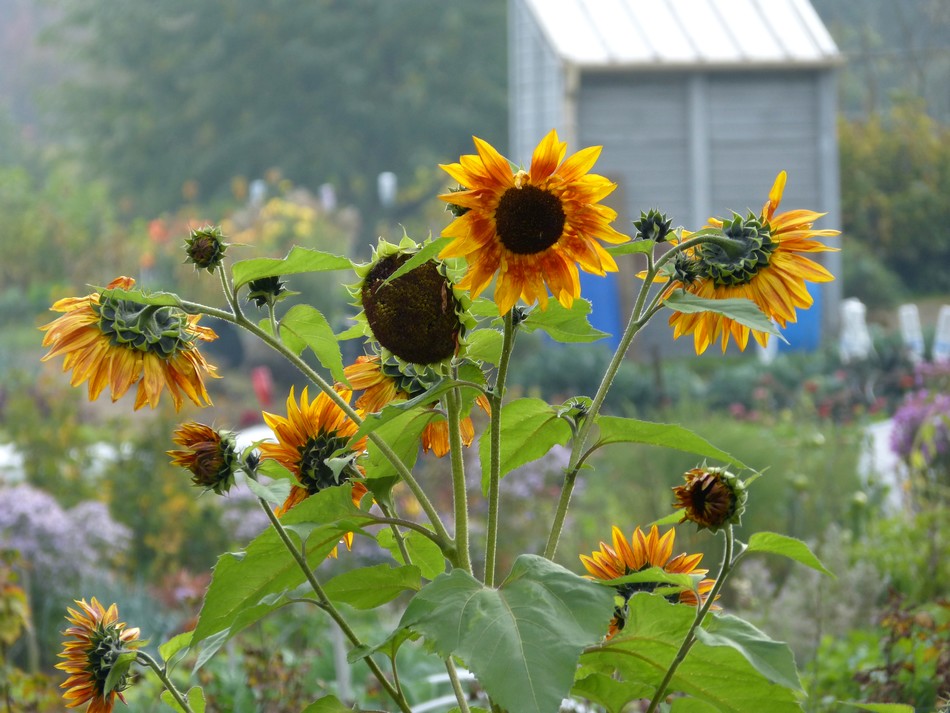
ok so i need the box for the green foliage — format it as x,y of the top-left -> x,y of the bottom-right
398,555 -> 614,713
579,594 -> 804,712
47,1 -> 507,219
839,102 -> 950,294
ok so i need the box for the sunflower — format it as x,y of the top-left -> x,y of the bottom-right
259,386 -> 368,550
168,422 -> 239,494
581,525 -> 716,637
56,598 -> 142,713
352,237 -> 474,367
439,129 -> 630,315
344,355 -> 491,458
664,171 -> 838,354
672,467 -> 747,532
40,276 -> 219,410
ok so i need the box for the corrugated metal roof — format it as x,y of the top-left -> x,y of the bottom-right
521,0 -> 840,69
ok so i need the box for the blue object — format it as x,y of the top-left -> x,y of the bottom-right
578,272 -> 623,350
778,284 -> 823,351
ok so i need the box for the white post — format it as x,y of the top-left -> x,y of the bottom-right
933,305 -> 950,363
898,304 -> 925,362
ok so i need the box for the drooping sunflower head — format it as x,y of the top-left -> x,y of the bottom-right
40,277 -> 219,411
168,422 -> 240,495
673,467 -> 747,532
56,598 -> 142,713
664,171 -> 839,354
581,524 -> 716,636
439,129 -> 630,315
258,386 -> 368,518
352,237 -> 473,367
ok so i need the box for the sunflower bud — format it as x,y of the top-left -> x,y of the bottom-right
168,422 -> 239,494
184,225 -> 228,272
634,208 -> 673,243
673,467 -> 747,532
246,275 -> 287,308
360,252 -> 462,365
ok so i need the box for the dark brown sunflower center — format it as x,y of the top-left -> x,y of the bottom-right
297,433 -> 356,494
495,185 -> 566,255
361,253 -> 461,365
95,295 -> 194,357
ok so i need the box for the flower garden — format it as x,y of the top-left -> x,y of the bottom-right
1,129 -> 948,713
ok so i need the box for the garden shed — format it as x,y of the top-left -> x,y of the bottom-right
509,0 -> 843,355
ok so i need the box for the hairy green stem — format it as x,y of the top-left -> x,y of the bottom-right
184,298 -> 453,556
543,272 -> 658,559
136,651 -> 193,713
446,384 -> 472,573
444,658 -> 472,713
257,499 -> 413,713
646,526 -> 736,713
485,310 -> 516,587
374,503 -> 414,565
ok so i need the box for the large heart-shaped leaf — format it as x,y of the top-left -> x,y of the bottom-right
580,595 -> 803,712
399,555 -> 614,713
521,298 -> 609,342
278,304 -> 345,383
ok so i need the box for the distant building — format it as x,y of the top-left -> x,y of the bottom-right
509,0 -> 843,355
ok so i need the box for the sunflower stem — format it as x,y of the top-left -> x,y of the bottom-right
136,651 -> 194,713
444,657 -> 472,713
645,525 -> 736,713
485,310 -> 516,587
543,273 -> 658,560
256,498 -> 413,713
182,298 -> 454,557
446,383 -> 472,573
217,264 -> 244,323
375,503 -> 414,565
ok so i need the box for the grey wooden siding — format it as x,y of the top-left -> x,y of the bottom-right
509,0 -> 565,159
577,73 -> 692,226
707,72 -> 822,216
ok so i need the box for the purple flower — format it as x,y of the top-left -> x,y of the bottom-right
890,389 -> 950,467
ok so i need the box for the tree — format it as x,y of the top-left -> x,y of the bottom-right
48,0 -> 508,227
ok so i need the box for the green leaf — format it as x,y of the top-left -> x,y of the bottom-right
241,472 -> 292,507
466,328 -> 504,365
606,239 -> 655,256
300,696 -> 353,713
380,236 -> 452,284
602,566 -> 703,593
695,614 -> 802,691
664,290 -> 785,341
192,487 -> 372,653
582,595 -> 803,712
322,564 -> 422,609
572,673 -> 654,713
161,686 -> 206,713
593,416 -> 748,469
521,298 -> 609,343
102,650 -> 137,695
478,398 -> 573,494
377,529 -> 446,580
746,532 -> 834,577
839,704 -> 915,713
362,408 -> 435,480
279,304 -> 345,383
100,287 -> 184,308
670,699 -> 721,712
351,376 -> 476,443
399,555 -> 614,713
159,631 -> 193,663
231,247 -> 352,290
